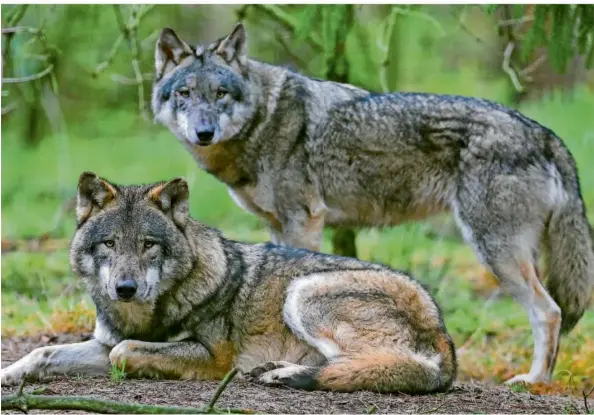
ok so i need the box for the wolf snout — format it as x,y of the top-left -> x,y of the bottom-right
195,128 -> 215,146
115,279 -> 138,300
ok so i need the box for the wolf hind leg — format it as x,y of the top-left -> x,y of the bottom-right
452,197 -> 561,384
279,271 -> 455,393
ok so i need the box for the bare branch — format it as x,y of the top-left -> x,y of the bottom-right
378,7 -> 399,93
93,34 -> 125,76
500,5 -> 525,93
519,55 -> 547,78
2,26 -> 39,35
2,64 -> 54,84
502,42 -> 524,92
497,15 -> 534,27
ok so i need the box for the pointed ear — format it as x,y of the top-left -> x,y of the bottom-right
155,28 -> 194,80
148,178 -> 189,229
216,23 -> 247,65
76,172 -> 118,226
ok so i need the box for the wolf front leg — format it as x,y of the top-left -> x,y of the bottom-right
0,339 -> 111,385
279,213 -> 325,252
109,340 -> 234,380
275,195 -> 327,251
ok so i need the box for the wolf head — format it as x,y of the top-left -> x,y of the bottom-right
151,23 -> 255,147
69,172 -> 193,304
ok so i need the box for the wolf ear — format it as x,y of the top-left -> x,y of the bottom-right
155,28 -> 194,80
216,23 -> 247,65
76,172 -> 118,226
148,178 -> 189,229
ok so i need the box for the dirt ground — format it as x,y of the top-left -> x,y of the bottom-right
1,333 -> 590,414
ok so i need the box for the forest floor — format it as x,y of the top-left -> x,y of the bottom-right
2,333 -> 592,414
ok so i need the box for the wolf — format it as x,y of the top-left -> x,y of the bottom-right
150,23 -> 594,385
0,172 -> 457,394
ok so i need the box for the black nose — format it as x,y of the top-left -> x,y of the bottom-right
196,129 -> 214,145
115,280 -> 137,300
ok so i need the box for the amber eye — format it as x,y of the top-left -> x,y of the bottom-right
216,88 -> 227,99
144,241 -> 155,250
177,89 -> 190,98
104,240 -> 115,248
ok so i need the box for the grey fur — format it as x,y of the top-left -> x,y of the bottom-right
151,24 -> 594,384
1,173 -> 456,394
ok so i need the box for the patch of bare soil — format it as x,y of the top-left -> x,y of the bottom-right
1,333 -> 589,414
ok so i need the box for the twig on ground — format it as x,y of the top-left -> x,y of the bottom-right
583,384 -> 594,413
1,370 -> 254,414
1,393 -> 253,414
205,368 -> 239,413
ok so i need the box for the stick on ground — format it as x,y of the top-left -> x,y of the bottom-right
1,369 -> 253,414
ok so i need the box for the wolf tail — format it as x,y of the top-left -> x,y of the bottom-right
545,139 -> 594,333
311,334 -> 456,394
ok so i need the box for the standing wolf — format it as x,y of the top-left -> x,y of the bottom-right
151,23 -> 594,385
1,172 -> 456,394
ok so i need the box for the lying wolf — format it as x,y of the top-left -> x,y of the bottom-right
150,23 -> 594,384
0,172 -> 456,394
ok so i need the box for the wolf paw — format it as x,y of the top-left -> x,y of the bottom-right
505,373 -> 550,385
245,361 -> 318,390
1,367 -> 27,387
245,361 -> 292,385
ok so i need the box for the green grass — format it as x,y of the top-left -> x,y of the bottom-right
2,87 -> 594,394
110,359 -> 127,383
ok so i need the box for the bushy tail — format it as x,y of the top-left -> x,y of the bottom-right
315,337 -> 456,394
545,194 -> 594,333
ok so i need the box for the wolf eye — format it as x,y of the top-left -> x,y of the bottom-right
216,88 -> 227,99
104,240 -> 115,248
177,89 -> 190,98
144,241 -> 155,250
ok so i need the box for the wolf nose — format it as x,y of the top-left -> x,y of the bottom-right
196,129 -> 214,145
116,280 -> 137,300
